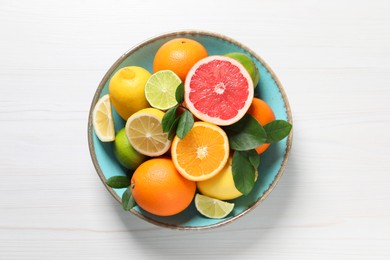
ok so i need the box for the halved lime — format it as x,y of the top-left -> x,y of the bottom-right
145,70 -> 182,110
194,194 -> 234,219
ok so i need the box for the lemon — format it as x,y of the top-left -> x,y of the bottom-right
195,194 -> 234,219
113,128 -> 146,170
125,108 -> 171,157
145,70 -> 182,110
224,52 -> 260,88
92,94 -> 115,142
109,66 -> 151,120
197,155 -> 258,200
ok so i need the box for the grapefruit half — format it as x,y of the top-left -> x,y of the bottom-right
184,55 -> 254,126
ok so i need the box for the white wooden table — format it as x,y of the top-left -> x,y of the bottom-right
1,0 -> 389,259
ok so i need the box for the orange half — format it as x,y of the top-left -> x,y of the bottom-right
171,122 -> 229,181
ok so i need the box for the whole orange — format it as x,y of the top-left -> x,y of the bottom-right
153,38 -> 208,81
130,158 -> 196,216
247,98 -> 276,154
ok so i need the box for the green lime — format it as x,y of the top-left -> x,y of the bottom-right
194,194 -> 234,219
224,52 -> 260,88
144,70 -> 182,110
113,128 -> 146,170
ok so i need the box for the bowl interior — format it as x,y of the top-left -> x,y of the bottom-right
88,31 -> 292,229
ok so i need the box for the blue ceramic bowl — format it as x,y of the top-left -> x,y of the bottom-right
88,30 -> 292,230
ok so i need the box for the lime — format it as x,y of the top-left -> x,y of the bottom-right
194,194 -> 234,219
113,128 -> 146,170
125,108 -> 171,157
109,66 -> 151,120
144,70 -> 182,110
224,52 -> 260,88
92,94 -> 115,142
197,155 -> 258,200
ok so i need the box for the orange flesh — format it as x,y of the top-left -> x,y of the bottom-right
174,125 -> 228,177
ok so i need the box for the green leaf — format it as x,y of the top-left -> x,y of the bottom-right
176,109 -> 194,139
122,187 -> 136,211
224,114 -> 267,151
105,176 -> 130,188
264,120 -> 292,143
162,105 -> 178,132
232,151 -> 256,195
248,149 -> 260,169
167,117 -> 180,140
175,83 -> 185,104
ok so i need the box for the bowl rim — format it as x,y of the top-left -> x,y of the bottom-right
87,29 -> 293,230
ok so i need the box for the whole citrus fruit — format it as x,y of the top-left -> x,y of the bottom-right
113,128 -> 146,170
131,158 -> 196,216
197,155 -> 258,200
109,66 -> 151,120
247,98 -> 276,154
197,156 -> 242,200
153,38 -> 208,81
224,52 -> 260,88
185,55 -> 254,126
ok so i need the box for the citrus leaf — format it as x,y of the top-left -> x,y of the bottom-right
248,149 -> 260,169
224,114 -> 267,151
168,117 -> 180,140
176,110 -> 194,139
106,176 -> 130,189
122,187 -> 136,211
175,83 -> 185,104
162,105 -> 178,132
264,120 -> 292,143
232,151 -> 256,195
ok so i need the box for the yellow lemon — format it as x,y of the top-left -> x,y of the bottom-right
197,155 -> 258,200
109,66 -> 151,120
92,94 -> 115,142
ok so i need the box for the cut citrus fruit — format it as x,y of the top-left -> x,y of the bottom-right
92,94 -> 115,142
144,70 -> 182,110
171,121 -> 229,181
224,52 -> 260,88
194,194 -> 234,219
185,55 -> 254,126
125,108 -> 170,157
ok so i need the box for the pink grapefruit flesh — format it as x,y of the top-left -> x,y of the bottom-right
184,55 -> 254,126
